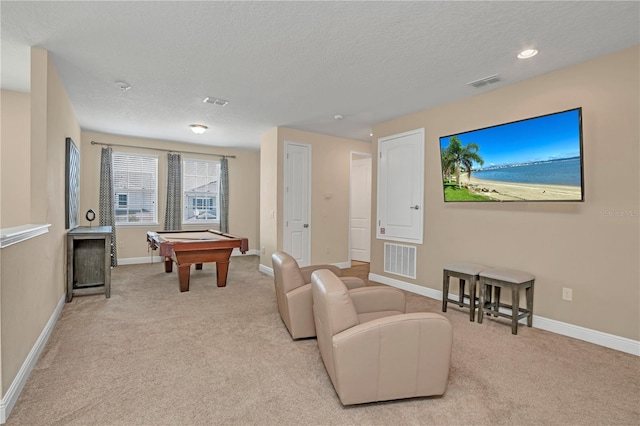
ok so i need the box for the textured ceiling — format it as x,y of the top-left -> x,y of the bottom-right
1,1 -> 638,150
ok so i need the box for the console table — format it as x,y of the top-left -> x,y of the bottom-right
66,226 -> 112,302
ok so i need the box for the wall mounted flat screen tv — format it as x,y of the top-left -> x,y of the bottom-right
439,108 -> 584,202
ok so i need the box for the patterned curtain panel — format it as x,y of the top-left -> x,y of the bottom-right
164,153 -> 182,231
99,147 -> 118,267
219,157 -> 229,233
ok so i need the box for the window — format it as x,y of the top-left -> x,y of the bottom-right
113,153 -> 158,225
183,159 -> 220,224
117,194 -> 128,208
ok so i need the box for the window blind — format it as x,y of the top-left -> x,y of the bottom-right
183,159 -> 220,224
112,153 -> 158,224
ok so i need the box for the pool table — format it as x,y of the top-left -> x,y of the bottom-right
146,229 -> 249,292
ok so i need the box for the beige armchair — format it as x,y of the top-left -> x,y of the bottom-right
272,252 -> 366,339
311,269 -> 453,405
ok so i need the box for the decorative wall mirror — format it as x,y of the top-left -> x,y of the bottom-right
65,137 -> 80,229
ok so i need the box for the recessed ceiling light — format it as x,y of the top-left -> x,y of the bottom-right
115,81 -> 131,91
517,49 -> 538,59
334,114 -> 344,120
189,124 -> 208,135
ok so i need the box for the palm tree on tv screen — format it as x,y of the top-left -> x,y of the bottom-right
441,136 -> 484,187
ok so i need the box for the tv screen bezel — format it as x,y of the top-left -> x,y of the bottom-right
438,107 -> 584,203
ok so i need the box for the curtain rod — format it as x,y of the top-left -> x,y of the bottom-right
90,141 -> 236,159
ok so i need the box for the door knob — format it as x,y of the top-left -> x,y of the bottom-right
303,224 -> 309,228
410,205 -> 420,210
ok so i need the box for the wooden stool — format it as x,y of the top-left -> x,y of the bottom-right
478,268 -> 535,335
442,263 -> 490,322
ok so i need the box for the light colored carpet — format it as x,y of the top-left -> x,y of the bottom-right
7,255 -> 639,425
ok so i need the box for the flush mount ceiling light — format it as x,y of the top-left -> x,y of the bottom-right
189,124 -> 208,135
203,97 -> 229,106
517,49 -> 539,59
334,114 -> 344,120
115,81 -> 131,91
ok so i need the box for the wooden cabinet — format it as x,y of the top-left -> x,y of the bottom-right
66,226 -> 112,302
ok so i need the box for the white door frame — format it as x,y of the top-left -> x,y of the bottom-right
283,141 -> 312,267
349,151 -> 372,263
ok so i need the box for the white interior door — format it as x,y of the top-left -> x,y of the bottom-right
377,128 -> 424,244
283,142 -> 311,267
350,153 -> 371,262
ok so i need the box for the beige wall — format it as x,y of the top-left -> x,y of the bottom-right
0,90 -> 31,228
1,47 -> 80,396
259,127 -> 371,269
80,131 -> 260,259
259,128 -> 278,267
371,46 -> 640,341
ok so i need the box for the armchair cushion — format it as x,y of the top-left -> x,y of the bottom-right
311,269 -> 453,405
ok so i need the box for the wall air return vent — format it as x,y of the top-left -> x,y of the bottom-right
203,97 -> 229,106
467,74 -> 502,88
384,242 -> 417,279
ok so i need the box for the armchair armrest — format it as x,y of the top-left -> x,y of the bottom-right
331,313 -> 453,405
284,283 -> 315,339
334,312 -> 451,343
348,286 -> 406,315
300,264 -> 342,283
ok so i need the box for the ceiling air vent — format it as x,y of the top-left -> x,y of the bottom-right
467,74 -> 502,88
203,97 -> 229,106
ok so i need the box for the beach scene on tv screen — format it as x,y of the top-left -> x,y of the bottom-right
440,109 -> 583,202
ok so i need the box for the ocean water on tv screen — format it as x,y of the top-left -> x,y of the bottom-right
473,157 -> 581,187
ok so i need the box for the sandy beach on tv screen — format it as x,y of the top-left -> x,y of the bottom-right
460,173 -> 582,201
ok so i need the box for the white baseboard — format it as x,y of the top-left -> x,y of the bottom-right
233,249 -> 260,257
370,273 -> 442,300
118,255 -> 164,265
259,264 -> 274,276
0,294 -> 65,424
531,316 -> 640,356
118,249 -> 260,266
369,273 -> 640,357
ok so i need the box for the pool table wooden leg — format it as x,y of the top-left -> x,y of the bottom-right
216,261 -> 230,287
178,264 -> 191,292
164,257 -> 173,273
